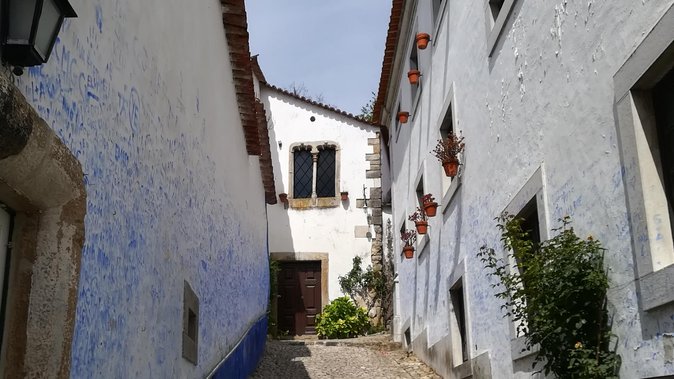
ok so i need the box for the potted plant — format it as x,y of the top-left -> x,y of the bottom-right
408,207 -> 429,235
416,33 -> 431,49
432,133 -> 465,178
422,194 -> 438,217
407,69 -> 421,85
340,191 -> 349,201
400,229 -> 417,259
398,111 -> 410,124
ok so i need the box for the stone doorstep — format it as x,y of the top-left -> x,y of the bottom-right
278,335 -> 402,351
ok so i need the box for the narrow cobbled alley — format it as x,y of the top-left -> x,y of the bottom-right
251,335 -> 440,378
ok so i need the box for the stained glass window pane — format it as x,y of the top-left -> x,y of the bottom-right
316,148 -> 336,197
294,150 -> 313,198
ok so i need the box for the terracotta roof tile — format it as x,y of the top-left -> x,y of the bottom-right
373,0 -> 404,125
221,0 -> 277,204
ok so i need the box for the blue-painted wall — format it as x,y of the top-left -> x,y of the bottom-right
16,0 -> 269,376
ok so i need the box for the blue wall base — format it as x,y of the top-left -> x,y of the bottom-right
210,315 -> 267,379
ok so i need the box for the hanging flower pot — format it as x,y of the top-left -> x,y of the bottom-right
279,193 -> 288,203
340,191 -> 349,201
422,194 -> 438,217
403,245 -> 415,259
407,69 -> 421,85
415,220 -> 428,235
442,160 -> 459,178
398,111 -> 410,124
416,33 -> 431,49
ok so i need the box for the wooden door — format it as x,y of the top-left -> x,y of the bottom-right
278,261 -> 322,335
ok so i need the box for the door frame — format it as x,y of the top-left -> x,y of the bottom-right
270,252 -> 329,335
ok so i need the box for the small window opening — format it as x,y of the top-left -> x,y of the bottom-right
517,197 -> 541,248
410,45 -> 419,101
450,280 -> 469,363
182,281 -> 199,365
489,0 -> 505,21
652,67 -> 674,239
432,0 -> 444,25
416,176 -> 425,208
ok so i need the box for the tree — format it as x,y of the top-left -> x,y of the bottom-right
358,92 -> 377,122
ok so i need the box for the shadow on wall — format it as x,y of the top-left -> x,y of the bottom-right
249,341 -> 312,379
264,98 -> 295,254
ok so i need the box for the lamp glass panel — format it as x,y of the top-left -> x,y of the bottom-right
7,0 -> 38,43
35,0 -> 62,60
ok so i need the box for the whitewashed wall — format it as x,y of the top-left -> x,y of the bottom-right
12,0 -> 270,376
384,0 -> 674,378
263,88 -> 379,301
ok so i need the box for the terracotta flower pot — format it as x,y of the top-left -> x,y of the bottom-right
398,111 -> 410,124
416,33 -> 431,49
340,191 -> 349,201
415,220 -> 428,235
442,160 -> 459,178
403,245 -> 415,259
279,193 -> 288,203
423,202 -> 438,217
408,69 -> 421,85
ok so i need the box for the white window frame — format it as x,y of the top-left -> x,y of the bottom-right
484,0 -> 518,57
613,4 -> 674,311
431,0 -> 448,48
502,166 -> 550,360
436,83 -> 462,213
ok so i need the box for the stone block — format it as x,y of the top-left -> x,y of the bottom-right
366,153 -> 381,162
366,170 -> 381,178
354,225 -> 370,238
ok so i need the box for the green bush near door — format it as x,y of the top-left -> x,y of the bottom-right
315,296 -> 371,339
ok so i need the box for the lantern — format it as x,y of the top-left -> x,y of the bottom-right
2,0 -> 77,68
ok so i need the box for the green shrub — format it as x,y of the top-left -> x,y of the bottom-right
315,296 -> 371,339
478,215 -> 620,378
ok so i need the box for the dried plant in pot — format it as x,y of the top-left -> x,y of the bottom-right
432,133 -> 465,178
421,194 -> 438,217
408,207 -> 429,235
400,229 -> 417,259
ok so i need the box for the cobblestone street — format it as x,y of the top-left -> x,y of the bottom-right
251,336 -> 440,378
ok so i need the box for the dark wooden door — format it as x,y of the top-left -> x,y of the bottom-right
278,261 -> 322,335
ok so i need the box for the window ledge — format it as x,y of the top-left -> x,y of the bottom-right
641,263 -> 674,311
453,359 -> 472,378
510,336 -> 538,361
442,176 -> 462,214
288,197 -> 340,209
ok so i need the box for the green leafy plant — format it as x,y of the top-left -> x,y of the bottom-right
477,215 -> 620,378
267,258 -> 281,338
338,257 -> 385,317
315,296 -> 371,339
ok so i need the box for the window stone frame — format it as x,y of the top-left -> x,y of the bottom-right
613,3 -> 674,311
0,72 -> 86,377
288,141 -> 341,209
502,165 -> 550,361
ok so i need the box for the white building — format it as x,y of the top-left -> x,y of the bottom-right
375,0 -> 674,377
255,61 -> 383,335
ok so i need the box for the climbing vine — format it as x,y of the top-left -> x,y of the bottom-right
477,214 -> 621,378
338,220 -> 395,328
267,258 -> 280,337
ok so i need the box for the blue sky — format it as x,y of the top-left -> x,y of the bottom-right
245,1 -> 392,115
